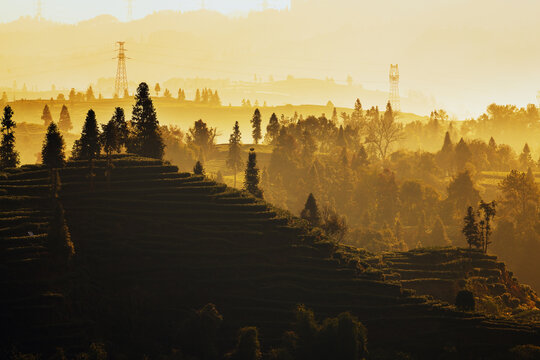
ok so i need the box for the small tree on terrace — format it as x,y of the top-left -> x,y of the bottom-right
301,193 -> 321,226
227,121 -> 242,187
244,148 -> 263,198
477,200 -> 496,253
250,108 -> 262,144
193,161 -> 205,175
0,106 -> 19,169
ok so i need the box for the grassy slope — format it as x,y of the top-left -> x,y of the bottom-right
0,156 -> 538,358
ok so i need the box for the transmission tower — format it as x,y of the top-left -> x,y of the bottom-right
36,0 -> 42,20
114,42 -> 129,98
126,0 -> 134,21
389,64 -> 400,112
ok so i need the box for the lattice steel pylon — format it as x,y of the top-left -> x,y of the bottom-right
114,42 -> 129,98
389,64 -> 400,112
36,0 -> 42,20
126,0 -> 133,21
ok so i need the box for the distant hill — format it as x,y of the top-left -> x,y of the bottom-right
0,155 -> 539,358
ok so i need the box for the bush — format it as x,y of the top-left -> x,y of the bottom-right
226,326 -> 262,360
455,290 -> 475,311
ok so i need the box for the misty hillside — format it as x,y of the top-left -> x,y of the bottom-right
2,1 -> 540,114
1,155 -> 539,358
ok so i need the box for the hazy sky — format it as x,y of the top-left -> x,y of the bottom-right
0,0 -> 290,23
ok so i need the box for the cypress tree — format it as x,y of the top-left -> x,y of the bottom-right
100,119 -> 121,157
301,193 -> 321,226
41,104 -> 53,127
42,122 -> 66,169
0,106 -> 19,169
251,109 -> 262,144
58,105 -> 73,133
227,121 -> 242,188
265,112 -> 280,144
129,82 -> 165,159
244,148 -> 263,198
72,109 -> 101,160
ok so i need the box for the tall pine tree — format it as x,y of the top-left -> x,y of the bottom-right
251,109 -> 262,145
244,148 -> 263,198
129,82 -> 165,159
42,122 -> 66,169
0,106 -> 19,169
265,113 -> 280,144
227,121 -> 242,188
72,109 -> 101,160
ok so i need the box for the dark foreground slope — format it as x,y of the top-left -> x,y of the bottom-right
1,156 -> 539,359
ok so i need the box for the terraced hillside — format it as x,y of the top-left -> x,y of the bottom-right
371,248 -> 540,317
1,156 -> 539,358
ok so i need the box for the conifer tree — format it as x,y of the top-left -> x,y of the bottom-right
227,121 -> 242,188
454,138 -> 472,171
195,89 -> 201,103
163,88 -> 171,98
72,109 -> 100,160
0,106 -> 19,169
265,112 -> 280,144
42,122 -> 66,169
301,193 -> 321,226
178,88 -> 186,101
129,82 -> 165,159
244,148 -> 263,198
226,327 -> 262,360
58,105 -> 73,133
331,107 -> 338,123
462,206 -> 481,249
336,125 -> 346,147
155,83 -> 161,97
193,160 -> 205,175
100,119 -> 121,158
41,104 -> 53,127
519,143 -> 533,170
111,107 -> 129,148
251,109 -> 262,144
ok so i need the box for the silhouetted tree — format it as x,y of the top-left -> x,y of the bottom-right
58,105 -> 73,133
194,160 -> 205,175
187,119 -> 217,161
462,206 -> 481,249
227,121 -> 242,187
519,143 -> 534,170
226,327 -> 262,360
86,86 -> 95,101
72,109 -> 100,160
178,88 -> 186,101
42,122 -> 65,169
129,82 -> 165,159
438,131 -> 454,173
0,106 -> 19,169
455,290 -> 475,311
195,89 -> 201,103
265,113 -> 280,144
155,83 -> 161,97
365,102 -> 403,160
41,104 -> 53,127
429,216 -> 451,247
244,148 -> 263,198
301,193 -> 321,226
163,88 -> 172,98
454,138 -> 472,171
100,119 -> 121,158
251,109 -> 262,144
111,107 -> 129,148
478,200 -> 496,253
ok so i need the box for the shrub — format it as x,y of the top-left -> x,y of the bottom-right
226,327 -> 262,360
455,290 -> 475,311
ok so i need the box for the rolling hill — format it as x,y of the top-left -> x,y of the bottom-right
1,155 -> 539,359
